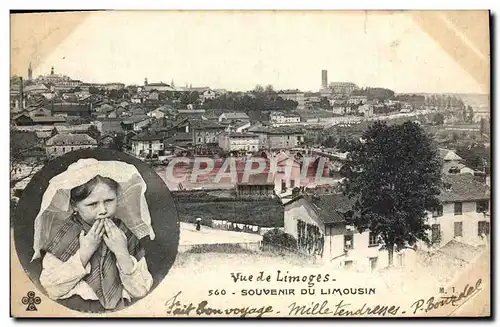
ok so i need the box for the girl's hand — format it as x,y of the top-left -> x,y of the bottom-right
79,219 -> 105,266
103,219 -> 128,257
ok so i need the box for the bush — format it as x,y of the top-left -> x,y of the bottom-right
262,228 -> 297,250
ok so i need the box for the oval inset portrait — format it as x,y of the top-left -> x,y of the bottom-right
13,149 -> 180,313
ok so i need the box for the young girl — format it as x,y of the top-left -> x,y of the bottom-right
33,159 -> 156,313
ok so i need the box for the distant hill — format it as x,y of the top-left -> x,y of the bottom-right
407,93 -> 489,112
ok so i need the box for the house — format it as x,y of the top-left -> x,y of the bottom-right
190,86 -> 211,93
277,90 -> 305,110
121,116 -> 151,132
219,112 -> 250,123
424,174 -> 490,249
269,112 -> 301,125
96,103 -> 115,115
118,101 -> 130,108
51,103 -> 91,117
249,126 -> 305,150
103,83 -> 125,90
218,132 -> 260,152
284,193 -> 417,270
131,95 -> 144,104
130,131 -> 166,158
45,133 -> 97,157
164,132 -> 193,150
328,82 -> 359,95
13,108 -> 66,126
62,93 -> 78,102
201,89 -> 217,102
357,104 -> 373,117
224,120 -> 251,133
191,120 -> 227,145
147,91 -> 159,101
332,105 -> 351,115
177,111 -> 206,121
147,107 -> 166,119
24,84 -> 50,94
214,89 -> 228,95
438,148 -> 474,175
143,82 -> 174,92
347,95 -> 368,105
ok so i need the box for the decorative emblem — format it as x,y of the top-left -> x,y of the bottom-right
22,291 -> 41,311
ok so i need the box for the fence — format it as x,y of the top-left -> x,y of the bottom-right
178,241 -> 261,254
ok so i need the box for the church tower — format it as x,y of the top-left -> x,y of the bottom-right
28,62 -> 32,81
51,66 -> 54,75
144,77 -> 148,86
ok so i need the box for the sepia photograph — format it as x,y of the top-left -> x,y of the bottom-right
10,9 -> 490,318
13,149 -> 180,313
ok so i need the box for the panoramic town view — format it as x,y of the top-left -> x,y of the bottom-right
10,11 -> 490,316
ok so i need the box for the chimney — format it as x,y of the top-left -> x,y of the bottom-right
19,77 -> 24,109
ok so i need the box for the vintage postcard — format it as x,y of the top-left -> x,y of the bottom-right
10,10 -> 491,318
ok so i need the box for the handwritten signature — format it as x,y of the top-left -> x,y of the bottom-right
163,278 -> 483,317
410,279 -> 482,315
164,291 -> 274,317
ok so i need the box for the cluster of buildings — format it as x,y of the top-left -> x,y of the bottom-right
10,65 -> 490,273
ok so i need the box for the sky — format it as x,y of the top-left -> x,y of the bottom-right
11,11 -> 488,94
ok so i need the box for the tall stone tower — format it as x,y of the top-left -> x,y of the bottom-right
321,69 -> 328,89
51,66 -> 55,75
144,77 -> 148,86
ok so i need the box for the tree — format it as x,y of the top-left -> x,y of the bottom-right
433,112 -> 445,125
87,125 -> 101,142
254,84 -> 264,93
456,143 -> 489,171
262,228 -> 297,250
265,84 -> 275,94
340,121 -> 442,266
480,118 -> 487,136
467,105 -> 474,123
10,130 -> 48,189
319,97 -> 331,110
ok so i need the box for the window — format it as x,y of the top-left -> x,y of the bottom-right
369,257 -> 378,271
431,224 -> 441,243
454,222 -> 463,238
148,141 -> 152,149
344,235 -> 354,250
478,221 -> 490,236
476,201 -> 489,213
344,260 -> 353,269
454,202 -> 463,215
432,205 -> 443,217
369,232 -> 378,247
